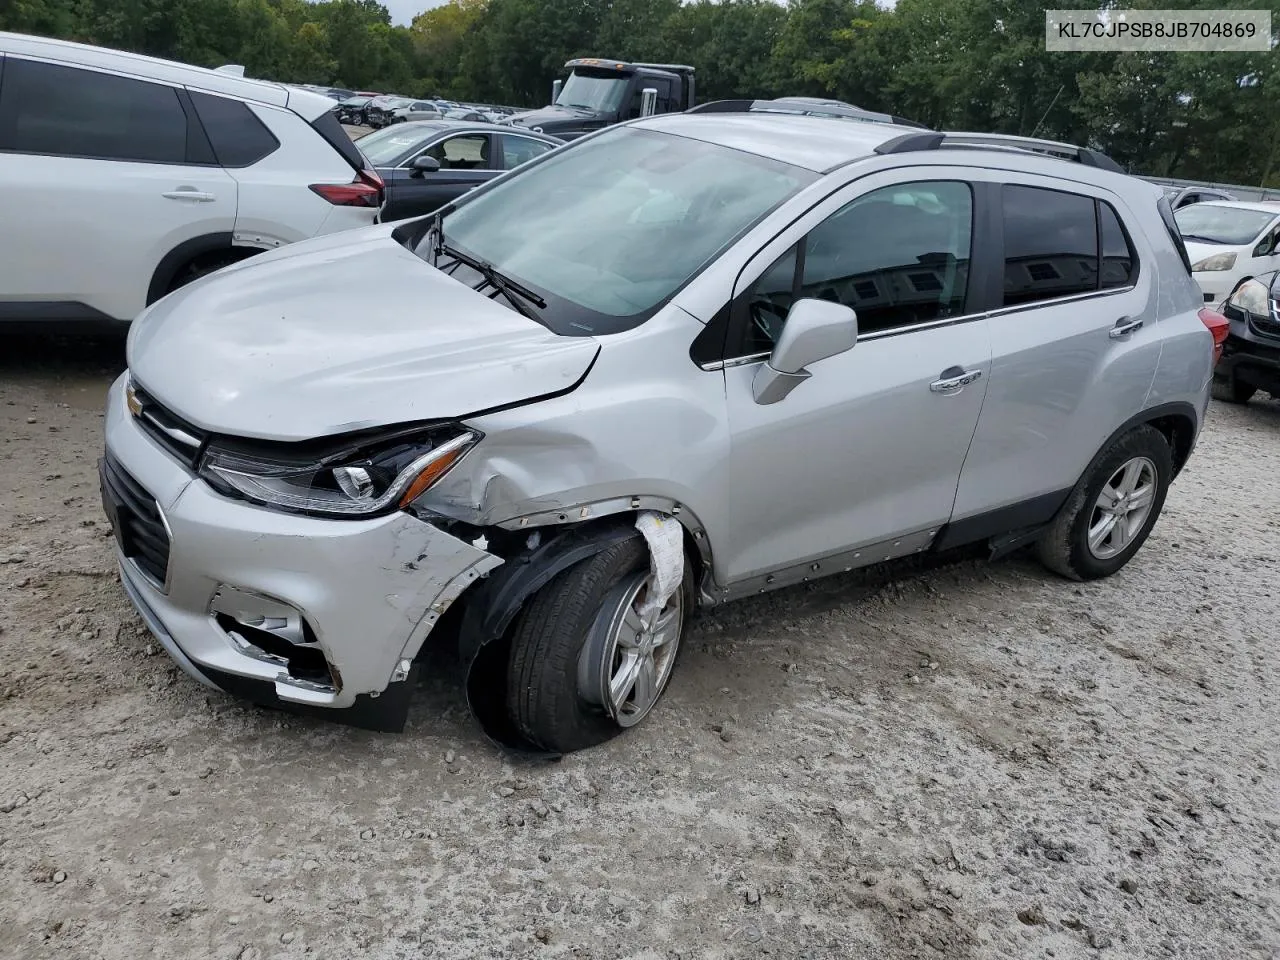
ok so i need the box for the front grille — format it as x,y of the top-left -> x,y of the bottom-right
1248,314 -> 1280,341
100,454 -> 171,587
131,384 -> 207,467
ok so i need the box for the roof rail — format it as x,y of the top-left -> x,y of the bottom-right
875,131 -> 1125,172
685,98 -> 930,130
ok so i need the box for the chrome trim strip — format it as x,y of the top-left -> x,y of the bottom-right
140,409 -> 201,451
984,285 -> 1135,320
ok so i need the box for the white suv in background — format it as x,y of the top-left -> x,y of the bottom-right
1175,200 -> 1280,303
0,32 -> 384,326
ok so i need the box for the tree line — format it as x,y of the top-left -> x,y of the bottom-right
3,0 -> 1278,185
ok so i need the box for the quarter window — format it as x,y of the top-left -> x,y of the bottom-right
1098,201 -> 1137,289
0,58 -> 188,164
738,181 -> 974,355
189,91 -> 278,167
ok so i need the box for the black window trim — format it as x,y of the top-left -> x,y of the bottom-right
0,54 -> 208,167
717,177 -> 986,364
697,172 -> 1145,370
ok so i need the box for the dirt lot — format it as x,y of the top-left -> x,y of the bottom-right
1,331 -> 1278,960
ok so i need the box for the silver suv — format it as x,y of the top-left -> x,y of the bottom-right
102,106 -> 1216,753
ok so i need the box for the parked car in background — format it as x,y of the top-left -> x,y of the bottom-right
335,95 -> 374,125
355,120 -> 560,219
365,96 -> 417,127
387,100 -> 442,124
1164,185 -> 1236,209
1175,201 -> 1280,302
444,107 -> 487,122
104,111 -> 1214,751
0,31 -> 384,327
1211,271 -> 1280,403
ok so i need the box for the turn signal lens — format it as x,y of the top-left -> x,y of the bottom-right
398,442 -> 472,508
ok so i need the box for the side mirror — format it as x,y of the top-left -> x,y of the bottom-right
752,298 -> 858,405
551,79 -> 563,106
411,155 -> 441,177
640,87 -> 658,118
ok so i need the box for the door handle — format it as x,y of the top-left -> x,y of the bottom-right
1109,316 -> 1144,339
162,188 -> 216,202
930,366 -> 983,393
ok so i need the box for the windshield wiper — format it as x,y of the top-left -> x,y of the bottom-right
436,238 -> 547,321
1179,234 -> 1226,244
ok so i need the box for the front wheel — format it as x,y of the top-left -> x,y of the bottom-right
1037,424 -> 1173,581
505,536 -> 690,753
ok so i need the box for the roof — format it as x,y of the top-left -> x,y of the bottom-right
0,30 -> 333,119
635,112 -> 910,172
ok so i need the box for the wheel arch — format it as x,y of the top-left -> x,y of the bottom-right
146,232 -> 235,306
1116,401 -> 1199,477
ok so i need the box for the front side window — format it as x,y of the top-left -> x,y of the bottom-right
500,135 -> 554,170
737,181 -> 973,355
423,126 -> 815,333
357,124 -> 438,166
425,134 -> 490,169
0,58 -> 187,164
1175,204 -> 1276,246
629,79 -> 673,118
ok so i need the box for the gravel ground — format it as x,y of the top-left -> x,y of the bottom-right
1,332 -> 1278,960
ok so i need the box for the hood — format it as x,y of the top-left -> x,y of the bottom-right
507,104 -> 606,137
128,228 -> 598,442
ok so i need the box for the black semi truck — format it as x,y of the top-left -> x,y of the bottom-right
505,58 -> 696,140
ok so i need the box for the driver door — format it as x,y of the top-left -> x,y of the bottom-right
382,133 -> 497,220
719,173 -> 992,586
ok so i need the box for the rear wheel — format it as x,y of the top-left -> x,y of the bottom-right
1212,373 -> 1256,404
1037,425 -> 1173,581
166,251 -> 253,297
505,536 -> 690,754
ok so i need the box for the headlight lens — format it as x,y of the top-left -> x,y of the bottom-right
1191,252 -> 1236,272
1226,277 -> 1272,318
199,429 -> 478,518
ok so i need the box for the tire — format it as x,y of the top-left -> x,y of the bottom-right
1211,374 -> 1255,404
1036,424 -> 1173,581
167,252 -> 247,296
506,535 -> 691,754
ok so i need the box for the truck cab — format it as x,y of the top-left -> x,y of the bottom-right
506,59 -> 695,140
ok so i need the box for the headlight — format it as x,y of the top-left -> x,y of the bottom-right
1226,277 -> 1272,319
199,429 -> 478,518
1191,252 -> 1236,272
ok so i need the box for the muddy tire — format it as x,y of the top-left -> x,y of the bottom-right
1212,374 -> 1255,404
505,536 -> 690,754
1037,425 -> 1173,581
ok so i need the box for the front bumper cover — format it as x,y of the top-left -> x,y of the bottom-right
103,374 -> 502,730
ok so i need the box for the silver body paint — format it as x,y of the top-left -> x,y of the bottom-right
106,111 -> 1211,708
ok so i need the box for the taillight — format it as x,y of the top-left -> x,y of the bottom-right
309,169 -> 384,208
1198,306 -> 1229,365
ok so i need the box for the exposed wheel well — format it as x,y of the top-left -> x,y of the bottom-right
1146,412 -> 1196,476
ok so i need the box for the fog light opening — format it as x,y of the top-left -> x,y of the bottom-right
214,613 -> 335,688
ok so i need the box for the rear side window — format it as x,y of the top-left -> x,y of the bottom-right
0,58 -> 187,164
189,91 -> 278,167
1002,185 -> 1098,306
1157,197 -> 1194,275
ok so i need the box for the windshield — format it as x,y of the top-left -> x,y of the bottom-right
354,124 -> 433,165
420,126 -> 816,334
555,70 -> 630,112
1175,205 -> 1276,245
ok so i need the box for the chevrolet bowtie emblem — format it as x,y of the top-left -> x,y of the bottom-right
125,381 -> 143,417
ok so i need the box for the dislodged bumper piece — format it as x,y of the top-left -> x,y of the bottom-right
103,374 -> 502,730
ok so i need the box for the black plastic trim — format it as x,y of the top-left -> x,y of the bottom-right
934,489 -> 1070,552
0,300 -> 118,322
145,232 -> 235,306
874,132 -> 945,155
198,662 -> 417,733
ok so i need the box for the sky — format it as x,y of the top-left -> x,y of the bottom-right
383,0 -> 448,25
